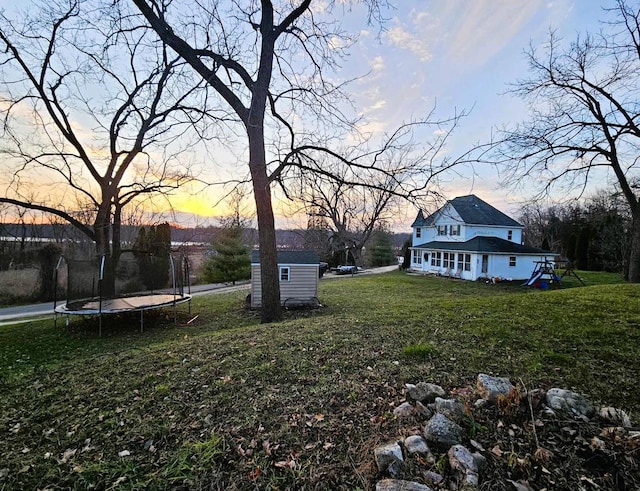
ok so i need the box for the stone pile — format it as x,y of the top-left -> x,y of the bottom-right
373,374 -> 634,491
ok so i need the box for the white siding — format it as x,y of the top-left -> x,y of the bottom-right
487,254 -> 552,280
250,264 -> 262,308
464,225 -> 524,243
409,250 -> 554,281
251,264 -> 319,308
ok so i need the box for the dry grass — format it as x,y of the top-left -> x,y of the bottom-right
0,270 -> 638,490
0,268 -> 39,303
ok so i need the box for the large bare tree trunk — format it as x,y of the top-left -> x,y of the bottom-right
628,210 -> 640,282
248,126 -> 281,322
94,198 -> 116,296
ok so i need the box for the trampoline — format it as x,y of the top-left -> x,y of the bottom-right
54,252 -> 191,335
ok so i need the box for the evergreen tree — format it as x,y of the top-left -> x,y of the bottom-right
400,239 -> 412,270
365,228 -> 395,267
202,225 -> 250,285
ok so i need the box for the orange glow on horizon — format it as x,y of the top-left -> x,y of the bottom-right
164,192 -> 225,218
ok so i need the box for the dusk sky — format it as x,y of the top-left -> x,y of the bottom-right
0,1 -> 618,230
330,0 -> 611,224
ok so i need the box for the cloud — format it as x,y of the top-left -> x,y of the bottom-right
441,0 -> 543,66
369,99 -> 387,111
354,119 -> 388,137
370,55 -> 385,72
328,35 -> 348,51
384,23 -> 433,62
380,1 -> 544,70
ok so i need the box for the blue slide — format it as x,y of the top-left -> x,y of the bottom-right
523,271 -> 544,287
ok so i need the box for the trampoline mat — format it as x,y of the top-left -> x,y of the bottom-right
56,294 -> 191,315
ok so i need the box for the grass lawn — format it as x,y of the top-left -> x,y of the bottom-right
1,270 -> 638,490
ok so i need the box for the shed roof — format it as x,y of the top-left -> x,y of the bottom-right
412,236 -> 552,255
412,195 -> 523,228
251,250 -> 320,265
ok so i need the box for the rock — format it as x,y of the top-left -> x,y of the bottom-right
376,479 -> 433,491
423,470 -> 444,487
435,397 -> 466,422
473,398 -> 488,409
374,442 -> 404,474
404,435 -> 431,455
599,406 -> 632,427
394,402 -> 416,418
406,382 -> 446,403
546,388 -> 594,418
476,374 -> 515,402
423,413 -> 464,447
448,444 -> 484,487
415,401 -> 432,417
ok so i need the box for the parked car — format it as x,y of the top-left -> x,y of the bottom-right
336,265 -> 358,275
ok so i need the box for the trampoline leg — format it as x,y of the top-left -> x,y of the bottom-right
140,310 -> 144,333
99,314 -> 102,337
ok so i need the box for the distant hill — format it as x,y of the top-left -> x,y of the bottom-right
0,223 -> 410,250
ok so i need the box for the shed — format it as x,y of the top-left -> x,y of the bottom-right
250,250 -> 320,308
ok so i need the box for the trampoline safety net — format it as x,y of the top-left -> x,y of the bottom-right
59,251 -> 190,311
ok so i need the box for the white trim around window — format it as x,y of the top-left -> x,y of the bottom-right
412,249 -> 422,265
279,266 -> 291,281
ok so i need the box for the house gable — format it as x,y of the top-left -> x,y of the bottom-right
412,195 -> 524,245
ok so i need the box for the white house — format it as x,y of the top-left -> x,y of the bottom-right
250,250 -> 320,308
409,195 -> 554,281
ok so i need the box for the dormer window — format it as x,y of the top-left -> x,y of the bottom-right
437,225 -> 447,236
450,224 -> 461,236
508,230 -> 513,241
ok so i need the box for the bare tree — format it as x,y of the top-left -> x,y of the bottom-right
290,171 -> 400,267
129,0 -> 473,321
0,0 -> 208,290
127,0 -> 397,322
493,0 -> 640,281
282,117 -> 466,266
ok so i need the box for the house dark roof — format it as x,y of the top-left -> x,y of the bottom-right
412,236 -> 552,255
412,195 -> 522,228
251,250 -> 319,265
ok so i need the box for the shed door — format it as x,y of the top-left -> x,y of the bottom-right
481,254 -> 489,274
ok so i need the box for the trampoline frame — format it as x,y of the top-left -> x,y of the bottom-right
54,253 -> 192,336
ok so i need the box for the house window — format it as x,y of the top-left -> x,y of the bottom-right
437,225 -> 447,236
508,230 -> 513,241
450,224 -> 461,236
279,267 -> 290,281
509,256 -> 517,267
458,253 -> 471,271
443,252 -> 454,269
431,252 -> 442,267
416,227 -> 421,238
412,250 -> 422,265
